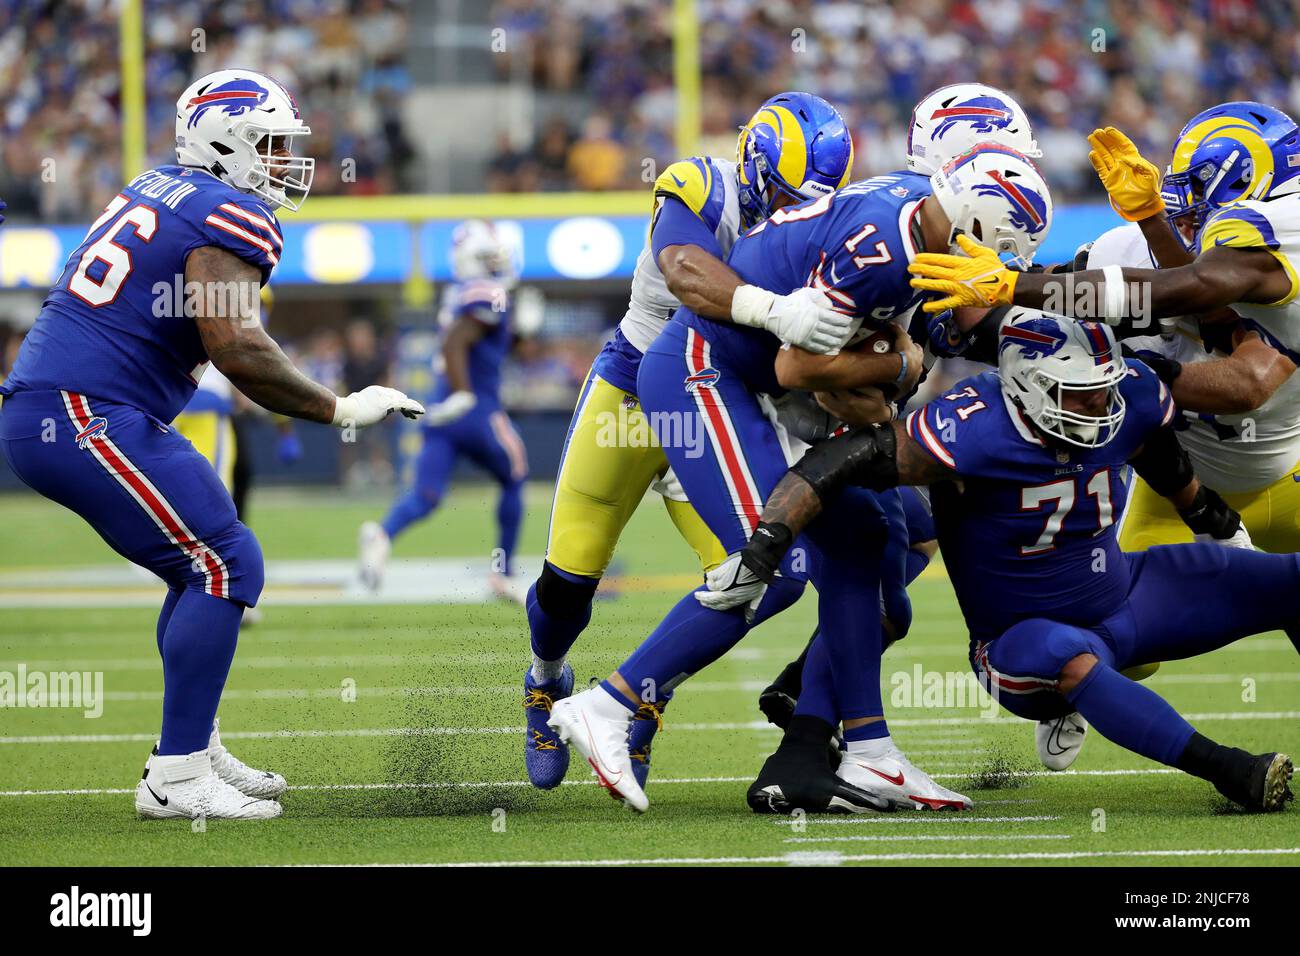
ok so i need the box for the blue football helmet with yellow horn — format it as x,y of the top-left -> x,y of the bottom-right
736,92 -> 854,228
1163,101 -> 1300,245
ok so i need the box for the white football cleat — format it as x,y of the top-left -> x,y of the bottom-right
209,717 -> 287,798
1036,712 -> 1088,771
547,687 -> 648,813
358,521 -> 390,592
836,746 -> 973,811
136,749 -> 282,820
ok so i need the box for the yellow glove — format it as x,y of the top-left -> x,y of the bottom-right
907,234 -> 1018,314
1088,126 -> 1165,221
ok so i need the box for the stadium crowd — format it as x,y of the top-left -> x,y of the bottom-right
485,0 -> 1293,198
0,0 -> 414,222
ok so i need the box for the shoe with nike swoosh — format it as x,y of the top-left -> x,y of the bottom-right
836,746 -> 973,811
1036,712 -> 1088,772
135,749 -> 283,820
547,687 -> 648,812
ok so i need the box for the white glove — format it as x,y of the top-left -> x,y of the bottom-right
1195,525 -> 1255,550
731,284 -> 854,355
424,390 -> 477,427
695,551 -> 768,621
331,385 -> 425,428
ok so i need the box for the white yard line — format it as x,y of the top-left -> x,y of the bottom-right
4,712 -> 1296,745
774,815 -> 1063,825
333,847 -> 1300,867
0,767 -> 1188,798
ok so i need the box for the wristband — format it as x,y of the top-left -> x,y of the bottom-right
741,520 -> 793,584
894,350 -> 909,387
730,284 -> 775,328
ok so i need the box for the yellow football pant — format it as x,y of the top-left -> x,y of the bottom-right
546,374 -> 726,579
173,410 -> 236,494
1120,463 -> 1300,553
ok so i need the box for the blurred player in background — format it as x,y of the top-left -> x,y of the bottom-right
0,69 -> 423,820
359,220 -> 528,601
522,92 -> 858,793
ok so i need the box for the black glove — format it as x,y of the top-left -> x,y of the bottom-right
1121,343 -> 1182,385
1178,486 -> 1243,539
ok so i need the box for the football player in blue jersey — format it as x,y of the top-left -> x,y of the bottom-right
545,143 -> 1053,814
0,70 -> 423,820
358,220 -> 528,601
721,310 -> 1294,812
521,93 -> 856,793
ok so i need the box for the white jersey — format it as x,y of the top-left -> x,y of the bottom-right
619,155 -> 743,353
1092,215 -> 1300,493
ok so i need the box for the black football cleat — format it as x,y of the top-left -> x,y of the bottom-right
746,716 -> 887,814
1214,751 -> 1294,812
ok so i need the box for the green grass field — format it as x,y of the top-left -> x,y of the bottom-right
0,484 -> 1296,867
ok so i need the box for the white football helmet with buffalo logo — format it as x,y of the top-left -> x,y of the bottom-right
907,83 -> 1041,175
176,69 -> 314,211
998,308 -> 1128,448
931,143 -> 1053,265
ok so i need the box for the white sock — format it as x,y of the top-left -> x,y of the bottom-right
591,685 -> 635,720
530,656 -> 566,684
846,733 -> 893,758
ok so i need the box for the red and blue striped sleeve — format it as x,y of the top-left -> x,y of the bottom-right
199,197 -> 282,281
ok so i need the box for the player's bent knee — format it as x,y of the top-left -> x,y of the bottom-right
200,522 -> 264,608
1058,653 -> 1099,695
534,561 -> 598,619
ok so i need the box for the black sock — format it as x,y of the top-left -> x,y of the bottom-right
1175,732 -> 1251,785
776,715 -> 835,755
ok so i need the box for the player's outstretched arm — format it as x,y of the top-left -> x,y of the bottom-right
908,238 -> 1289,325
1155,330 -> 1296,414
727,424 -> 949,584
190,246 -> 423,427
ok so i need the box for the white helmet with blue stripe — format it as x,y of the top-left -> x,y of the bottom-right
997,308 -> 1128,448
907,83 -> 1041,175
176,69 -> 314,211
931,143 -> 1053,266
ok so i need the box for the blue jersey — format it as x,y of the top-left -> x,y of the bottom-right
905,363 -> 1177,644
2,166 -> 281,423
431,279 -> 513,408
677,170 -> 932,395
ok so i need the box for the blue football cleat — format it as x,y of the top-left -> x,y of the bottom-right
523,664 -> 574,789
628,698 -> 669,790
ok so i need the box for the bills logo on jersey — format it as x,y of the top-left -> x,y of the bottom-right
930,97 -> 1014,139
186,79 -> 269,129
684,367 -> 721,392
1000,319 -> 1067,360
74,416 -> 108,449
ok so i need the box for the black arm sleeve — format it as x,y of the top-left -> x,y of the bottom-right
789,423 -> 900,501
1128,424 -> 1195,498
960,305 -> 1014,366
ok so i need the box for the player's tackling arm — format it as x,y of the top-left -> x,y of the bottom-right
733,423 -> 950,581
1165,331 -> 1296,414
189,246 -> 422,427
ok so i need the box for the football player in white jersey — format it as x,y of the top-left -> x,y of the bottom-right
522,92 -> 856,792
